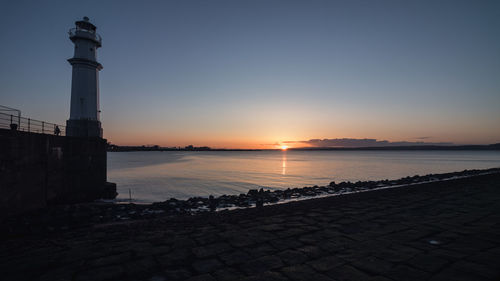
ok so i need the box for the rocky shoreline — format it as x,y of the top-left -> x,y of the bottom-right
165,167 -> 500,211
2,167 -> 499,237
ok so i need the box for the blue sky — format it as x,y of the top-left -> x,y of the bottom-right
1,0 -> 499,147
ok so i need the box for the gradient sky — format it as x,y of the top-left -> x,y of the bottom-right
1,0 -> 499,148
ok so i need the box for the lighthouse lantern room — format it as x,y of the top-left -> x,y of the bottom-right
66,16 -> 103,137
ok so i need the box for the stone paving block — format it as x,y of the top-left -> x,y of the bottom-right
218,230 -> 242,240
428,267 -> 487,281
466,250 -> 500,268
257,224 -> 285,232
213,267 -> 246,281
195,233 -> 220,245
219,250 -> 252,266
86,252 -> 132,267
123,257 -> 159,277
277,249 -> 309,265
299,217 -> 320,226
368,224 -> 410,236
407,253 -> 449,273
300,225 -> 322,232
307,256 -> 346,272
75,265 -> 124,281
129,242 -> 154,256
385,264 -> 430,281
157,248 -> 191,267
170,237 -> 196,249
431,248 -> 469,261
260,216 -> 286,224
335,249 -> 367,263
240,270 -> 289,281
185,273 -> 216,281
192,242 -> 232,258
367,276 -> 393,281
327,235 -> 356,247
335,218 -> 359,225
387,244 -> 422,259
447,260 -> 500,280
317,229 -> 342,239
384,229 -> 430,243
281,264 -> 318,281
148,245 -> 171,256
245,243 -> 276,258
339,223 -> 364,235
471,231 -> 500,243
229,235 -> 256,248
317,241 -> 341,254
275,228 -> 307,238
269,238 -> 304,251
326,265 -> 372,281
38,267 -> 75,281
352,240 -> 389,255
298,233 -> 322,244
443,238 -> 497,255
240,255 -> 284,275
252,231 -> 279,243
296,245 -> 324,259
351,256 -> 394,275
485,246 -> 500,255
148,275 -> 167,281
192,258 -> 223,274
163,268 -> 192,281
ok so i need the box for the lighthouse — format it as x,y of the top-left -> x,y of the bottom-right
66,17 -> 103,137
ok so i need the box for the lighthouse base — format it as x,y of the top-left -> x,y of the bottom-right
66,119 -> 103,138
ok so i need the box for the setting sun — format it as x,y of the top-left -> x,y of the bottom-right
281,145 -> 288,150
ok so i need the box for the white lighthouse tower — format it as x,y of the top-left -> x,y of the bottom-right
66,17 -> 103,137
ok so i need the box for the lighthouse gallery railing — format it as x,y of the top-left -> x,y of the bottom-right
0,112 -> 66,136
68,28 -> 102,44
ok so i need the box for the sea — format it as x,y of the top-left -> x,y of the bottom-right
107,150 -> 500,203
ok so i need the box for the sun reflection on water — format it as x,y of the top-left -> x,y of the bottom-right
282,151 -> 287,175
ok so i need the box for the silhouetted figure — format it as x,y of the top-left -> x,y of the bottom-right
10,123 -> 17,131
256,188 -> 264,208
54,125 -> 61,136
208,195 -> 217,212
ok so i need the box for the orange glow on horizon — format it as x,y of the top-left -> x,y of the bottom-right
281,145 -> 288,150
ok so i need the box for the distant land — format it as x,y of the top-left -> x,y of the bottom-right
107,143 -> 500,152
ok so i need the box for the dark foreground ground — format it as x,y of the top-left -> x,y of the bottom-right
1,173 -> 500,281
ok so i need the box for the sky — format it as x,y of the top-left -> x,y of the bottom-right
0,0 -> 499,148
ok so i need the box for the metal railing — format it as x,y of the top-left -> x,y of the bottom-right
0,112 -> 66,136
68,28 -> 102,44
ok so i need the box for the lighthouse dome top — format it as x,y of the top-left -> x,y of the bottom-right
75,16 -> 97,32
69,17 -> 102,47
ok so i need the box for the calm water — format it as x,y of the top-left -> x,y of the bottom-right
107,150 -> 500,203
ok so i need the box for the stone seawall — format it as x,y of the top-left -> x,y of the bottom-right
0,128 -> 109,218
1,172 -> 499,281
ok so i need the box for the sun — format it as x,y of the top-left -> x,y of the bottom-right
281,145 -> 288,150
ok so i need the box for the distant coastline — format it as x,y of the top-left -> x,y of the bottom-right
107,143 -> 500,152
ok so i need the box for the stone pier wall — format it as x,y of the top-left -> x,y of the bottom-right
0,128 -> 108,218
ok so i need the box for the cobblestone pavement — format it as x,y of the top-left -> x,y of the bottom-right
1,173 -> 500,281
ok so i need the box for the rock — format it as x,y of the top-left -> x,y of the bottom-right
248,189 -> 258,196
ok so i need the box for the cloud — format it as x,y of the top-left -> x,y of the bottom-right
284,138 -> 453,148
